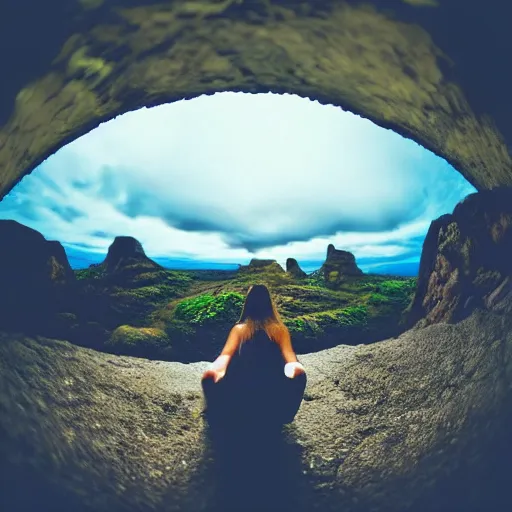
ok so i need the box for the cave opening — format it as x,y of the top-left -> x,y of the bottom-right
0,91 -> 475,362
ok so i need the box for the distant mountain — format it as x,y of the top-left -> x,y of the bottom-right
152,257 -> 240,271
63,244 -> 240,271
297,261 -> 326,274
361,261 -> 419,277
63,244 -> 418,276
300,260 -> 418,277
64,245 -> 105,269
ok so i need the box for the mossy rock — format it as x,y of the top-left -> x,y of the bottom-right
106,325 -> 171,359
327,271 -> 340,282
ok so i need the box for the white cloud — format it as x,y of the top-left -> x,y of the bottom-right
0,92 -> 476,269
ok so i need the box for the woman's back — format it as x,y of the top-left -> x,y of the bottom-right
204,328 -> 306,427
225,329 -> 286,405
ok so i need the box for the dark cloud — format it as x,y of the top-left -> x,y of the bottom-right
0,194 -> 41,222
169,217 -> 225,232
98,166 -> 125,202
112,179 -> 249,238
34,173 -> 67,197
90,230 -> 112,239
220,219 -> 425,253
104,169 -> 432,252
71,179 -> 94,190
48,204 -> 84,222
87,146 -> 469,253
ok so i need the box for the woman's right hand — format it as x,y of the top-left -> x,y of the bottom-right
201,368 -> 226,384
284,362 -> 306,379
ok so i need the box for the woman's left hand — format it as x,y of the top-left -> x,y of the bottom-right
202,355 -> 231,384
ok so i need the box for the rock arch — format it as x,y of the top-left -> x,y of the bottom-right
0,0 -> 511,199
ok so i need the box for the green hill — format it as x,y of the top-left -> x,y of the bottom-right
71,258 -> 416,362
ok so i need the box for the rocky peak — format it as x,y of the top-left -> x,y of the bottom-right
321,244 -> 362,286
0,221 -> 75,286
239,258 -> 285,273
0,220 -> 75,330
406,188 -> 512,328
325,244 -> 361,267
286,258 -> 307,278
103,236 -> 158,273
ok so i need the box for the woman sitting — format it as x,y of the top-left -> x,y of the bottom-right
201,284 -> 307,428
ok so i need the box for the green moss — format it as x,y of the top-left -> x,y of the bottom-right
299,305 -> 369,329
328,271 -> 339,282
67,47 -> 113,83
359,277 -> 417,307
336,305 -> 369,326
73,263 -> 416,358
113,284 -> 184,303
231,270 -> 292,288
367,293 -> 391,305
173,291 -> 245,325
287,318 -> 308,332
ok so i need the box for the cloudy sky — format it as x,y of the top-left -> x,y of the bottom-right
0,92 -> 476,274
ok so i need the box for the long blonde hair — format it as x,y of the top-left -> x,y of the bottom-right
237,284 -> 289,346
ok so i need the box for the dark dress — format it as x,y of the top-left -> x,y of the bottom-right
202,329 -> 308,512
202,328 -> 307,428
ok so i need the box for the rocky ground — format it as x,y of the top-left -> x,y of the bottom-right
2,295 -> 512,512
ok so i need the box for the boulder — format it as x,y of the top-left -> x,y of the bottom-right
106,325 -> 171,359
286,258 -> 307,279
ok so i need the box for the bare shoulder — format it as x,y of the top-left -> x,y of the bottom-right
276,323 -> 291,341
231,323 -> 247,336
